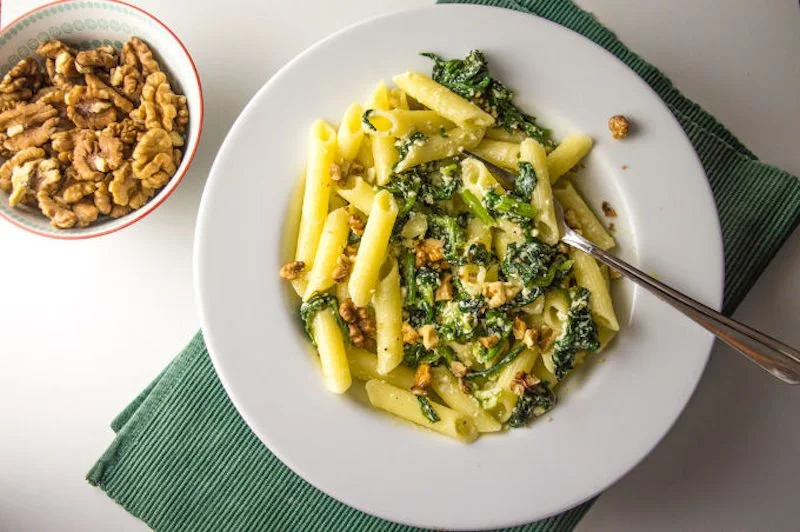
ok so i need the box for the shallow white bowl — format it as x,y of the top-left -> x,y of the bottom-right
0,0 -> 203,239
195,5 -> 723,529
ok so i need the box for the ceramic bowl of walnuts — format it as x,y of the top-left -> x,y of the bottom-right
0,0 -> 203,238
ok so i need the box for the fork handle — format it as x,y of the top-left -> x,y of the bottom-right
563,233 -> 800,384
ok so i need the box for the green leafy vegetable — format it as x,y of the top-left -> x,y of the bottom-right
484,190 -> 536,222
427,214 -> 466,263
395,131 -> 427,164
465,242 -> 495,266
361,109 -> 377,132
417,396 -> 440,423
552,287 -> 600,380
422,50 -> 552,146
513,161 -> 538,201
459,189 -> 495,226
507,382 -> 557,427
381,172 -> 421,218
500,240 -> 556,285
435,299 -> 482,342
464,344 -> 526,380
299,293 -> 348,346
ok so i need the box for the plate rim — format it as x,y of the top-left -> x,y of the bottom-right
194,4 -> 724,529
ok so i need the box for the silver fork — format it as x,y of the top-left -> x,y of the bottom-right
465,150 -> 800,384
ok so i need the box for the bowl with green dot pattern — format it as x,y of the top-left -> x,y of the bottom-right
0,0 -> 203,239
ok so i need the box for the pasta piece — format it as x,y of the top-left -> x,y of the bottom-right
491,348 -> 539,423
553,181 -> 615,250
597,325 -> 617,353
466,217 -> 492,248
571,249 -> 620,331
543,289 -> 570,333
533,354 -> 558,387
335,176 -> 375,215
393,72 -> 495,129
394,127 -> 485,172
485,127 -> 526,143
295,120 -> 337,268
303,208 -> 350,300
365,80 -> 390,110
430,367 -> 502,432
348,190 -> 399,306
362,109 -> 454,138
365,81 -> 397,185
373,260 -> 403,374
347,347 -> 415,389
389,87 -> 410,110
313,309 -> 352,394
337,103 -> 365,162
547,133 -> 592,182
469,139 -> 520,170
356,136 -> 374,169
492,218 -> 525,260
365,380 -> 479,443
519,139 -> 559,245
460,157 -> 503,199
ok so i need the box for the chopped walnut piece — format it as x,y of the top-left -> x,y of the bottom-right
608,222 -> 616,232
110,204 -> 132,218
339,298 -> 375,348
608,268 -> 622,280
483,281 -> 515,309
8,160 -> 39,206
344,244 -> 358,257
538,325 -> 555,351
608,115 -> 630,140
124,37 -> 161,77
522,328 -> 539,349
132,127 -> 176,188
0,147 -> 45,193
411,363 -> 432,396
564,208 -> 581,231
108,161 -> 153,209
348,213 -> 365,235
72,199 -> 99,227
279,261 -> 305,280
60,175 -> 96,203
450,361 -> 467,378
75,45 -> 117,75
94,179 -> 113,215
434,273 -> 453,301
402,322 -> 419,344
557,243 -> 570,255
0,58 -> 44,109
509,371 -> 540,397
85,74 -> 135,114
512,316 -> 528,341
478,335 -> 499,349
130,72 -> 181,132
331,255 -> 351,282
415,238 -> 445,268
601,201 -> 617,218
417,324 -> 439,350
65,85 -> 116,129
110,64 -> 144,101
37,40 -> 79,91
71,130 -> 110,181
0,101 -> 59,152
329,162 -> 344,182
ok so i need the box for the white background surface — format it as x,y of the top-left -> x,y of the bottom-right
0,0 -> 797,530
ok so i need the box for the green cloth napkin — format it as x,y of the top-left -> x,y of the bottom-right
88,0 -> 800,530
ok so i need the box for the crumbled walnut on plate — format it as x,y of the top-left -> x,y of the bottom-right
601,201 -> 617,217
608,115 -> 630,140
331,255 -> 351,282
417,324 -> 439,350
478,335 -> 499,349
411,363 -> 432,396
434,273 -> 453,301
279,261 -> 305,280
402,322 -> 419,344
509,371 -> 540,397
339,298 -> 375,348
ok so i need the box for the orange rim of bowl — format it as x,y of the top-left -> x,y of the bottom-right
0,0 -> 205,240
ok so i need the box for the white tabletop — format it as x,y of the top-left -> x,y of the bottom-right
0,0 -> 798,530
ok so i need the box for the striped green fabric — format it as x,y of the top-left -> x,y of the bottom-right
88,1 -> 800,530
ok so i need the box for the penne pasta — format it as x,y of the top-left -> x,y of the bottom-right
394,127 -> 485,172
485,127 -> 526,143
303,208 -> 350,300
362,109 -> 454,138
336,103 -> 365,162
347,347 -> 415,389
553,181 -> 615,250
335,176 -> 375,215
430,367 -> 502,432
313,309 -> 352,394
348,190 -> 399,306
373,260 -> 404,374
519,138 -> 559,245
295,120 -> 337,269
491,348 -> 540,423
365,380 -> 479,443
571,249 -> 620,331
547,133 -> 592,182
393,71 -> 495,129
469,139 -> 520,170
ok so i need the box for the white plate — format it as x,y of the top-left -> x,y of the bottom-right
195,5 -> 723,529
